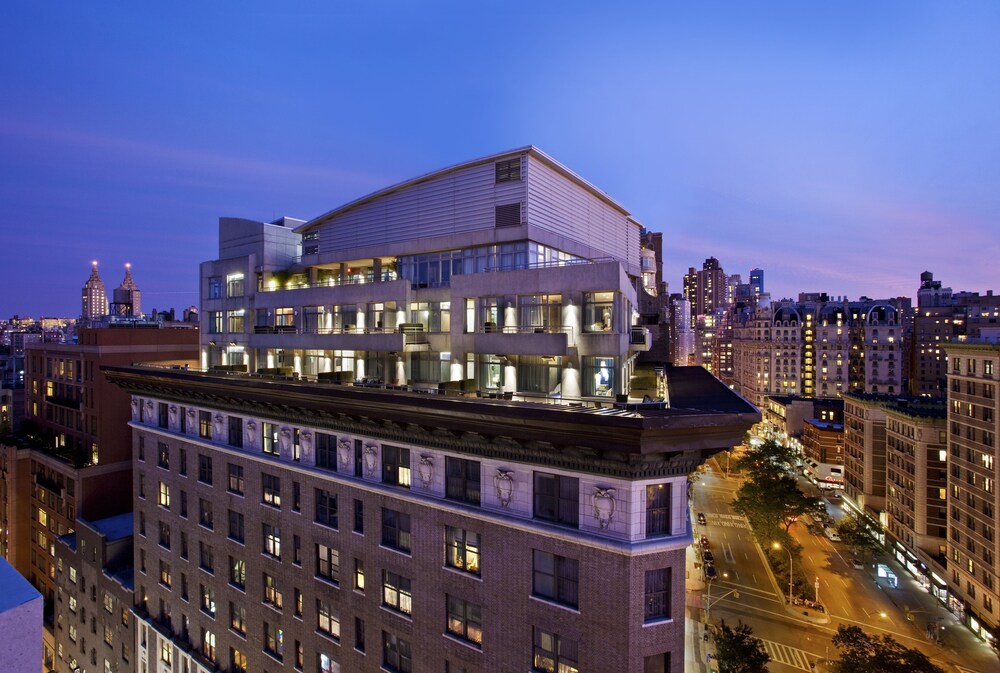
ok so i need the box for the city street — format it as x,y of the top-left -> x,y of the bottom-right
686,458 -> 1000,672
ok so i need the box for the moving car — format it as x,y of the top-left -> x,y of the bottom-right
697,512 -> 707,525
825,528 -> 842,542
851,557 -> 864,569
700,535 -> 710,548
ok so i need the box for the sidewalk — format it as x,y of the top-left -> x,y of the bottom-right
685,545 -> 719,673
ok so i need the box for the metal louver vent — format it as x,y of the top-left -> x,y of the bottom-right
495,203 -> 522,228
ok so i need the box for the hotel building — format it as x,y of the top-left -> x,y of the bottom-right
201,147 -> 653,399
105,147 -> 759,673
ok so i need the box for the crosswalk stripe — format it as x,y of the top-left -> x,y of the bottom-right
759,639 -> 812,671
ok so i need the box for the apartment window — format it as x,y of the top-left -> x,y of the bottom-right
227,273 -> 245,298
445,527 -> 481,575
201,585 -> 216,617
158,521 -> 171,549
317,599 -> 340,640
264,524 -> 281,559
354,439 -> 364,477
533,472 -> 579,527
532,550 -> 579,608
533,629 -> 578,673
198,498 -> 214,529
228,416 -> 243,448
208,276 -> 222,299
382,445 -> 411,488
495,158 -> 521,183
180,531 -> 189,559
646,483 -> 671,537
159,561 -> 172,588
199,411 -> 212,439
158,403 -> 169,429
644,653 -> 671,673
644,568 -> 671,621
231,648 -> 248,673
179,447 -> 187,474
382,632 -> 412,673
263,422 -> 280,456
354,499 -> 364,534
194,456 -> 213,486
583,291 -> 614,332
228,510 -> 245,543
264,573 -> 283,610
382,509 -> 412,553
199,542 -> 214,573
316,544 -> 340,584
293,481 -> 301,511
446,596 -> 482,646
157,442 -> 170,469
316,432 -> 337,469
318,653 -> 340,673
445,457 -> 481,505
316,489 -> 338,528
154,483 -> 168,510
583,355 -> 615,396
355,617 -> 365,653
228,463 -> 245,494
208,311 -> 223,334
382,571 -> 412,615
230,557 -> 246,590
264,623 -> 283,660
160,642 -> 172,665
262,474 -> 281,507
354,559 -> 365,591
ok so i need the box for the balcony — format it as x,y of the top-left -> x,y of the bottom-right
249,326 -> 406,352
474,324 -> 570,357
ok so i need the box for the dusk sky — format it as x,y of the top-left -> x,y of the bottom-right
2,2 -> 998,318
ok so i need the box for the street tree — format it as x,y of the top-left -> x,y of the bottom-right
713,620 -> 771,673
830,625 -> 944,673
733,473 -> 823,537
836,514 -> 881,561
733,438 -> 798,477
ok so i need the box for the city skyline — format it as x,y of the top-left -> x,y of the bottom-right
2,2 -> 999,317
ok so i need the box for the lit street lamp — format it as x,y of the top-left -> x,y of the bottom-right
772,542 -> 794,603
705,572 -> 736,624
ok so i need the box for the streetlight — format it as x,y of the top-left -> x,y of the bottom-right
706,572 -> 736,624
772,542 -> 794,604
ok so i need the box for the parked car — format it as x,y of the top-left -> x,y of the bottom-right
703,550 -> 715,563
705,565 -> 718,579
697,512 -> 707,525
825,528 -> 842,542
851,557 -> 864,569
700,535 -> 710,548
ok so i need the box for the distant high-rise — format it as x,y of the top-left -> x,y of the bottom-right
909,271 -> 1000,395
80,261 -> 107,320
111,263 -> 141,317
683,257 -> 728,322
750,268 -> 764,297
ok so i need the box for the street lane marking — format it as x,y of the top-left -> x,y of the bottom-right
759,639 -> 816,671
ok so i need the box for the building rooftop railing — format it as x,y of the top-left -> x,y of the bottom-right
259,256 -> 620,292
127,362 -> 664,414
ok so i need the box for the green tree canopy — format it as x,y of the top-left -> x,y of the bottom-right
713,620 -> 771,673
831,625 -> 944,673
733,439 -> 798,477
836,514 -> 881,558
733,473 -> 823,537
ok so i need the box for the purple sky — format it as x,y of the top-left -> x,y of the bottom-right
2,2 -> 998,318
